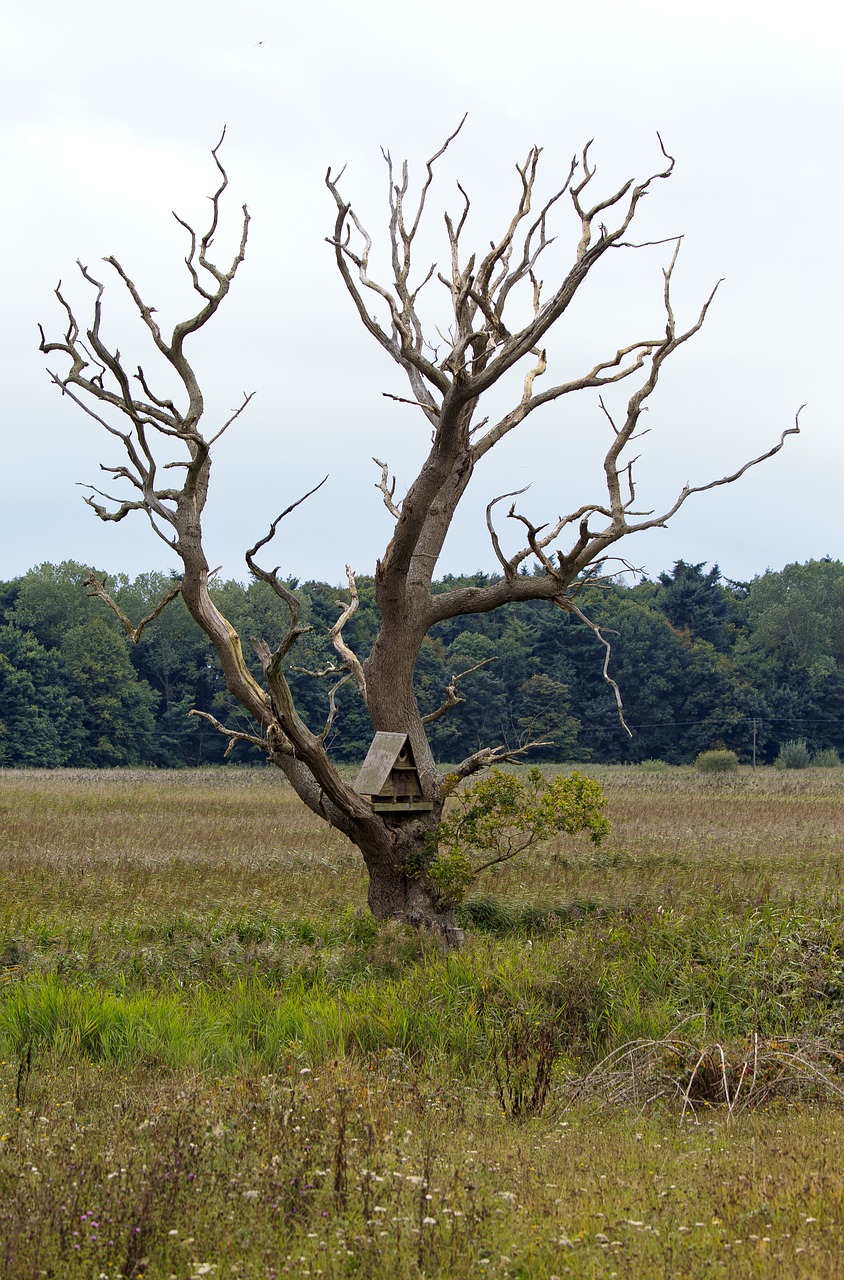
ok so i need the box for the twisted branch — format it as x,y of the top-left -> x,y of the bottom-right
329,567 -> 367,698
188,710 -> 271,758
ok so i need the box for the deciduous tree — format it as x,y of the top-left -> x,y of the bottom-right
39,127 -> 800,941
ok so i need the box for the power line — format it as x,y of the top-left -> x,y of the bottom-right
580,713 -> 844,733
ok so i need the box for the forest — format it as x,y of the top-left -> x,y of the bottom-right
1,556 -> 842,770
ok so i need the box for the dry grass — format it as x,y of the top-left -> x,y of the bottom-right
2,764 -> 844,1277
487,765 -> 844,910
1,1059 -> 844,1280
2,1059 -> 844,1278
0,768 -> 367,920
2,764 -> 842,919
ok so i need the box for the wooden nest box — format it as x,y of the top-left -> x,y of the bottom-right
353,732 -> 434,813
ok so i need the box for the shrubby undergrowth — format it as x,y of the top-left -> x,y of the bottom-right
776,738 -> 812,770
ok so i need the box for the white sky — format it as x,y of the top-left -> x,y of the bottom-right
2,0 -> 841,588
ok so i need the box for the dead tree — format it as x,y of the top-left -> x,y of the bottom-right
40,127 -> 799,944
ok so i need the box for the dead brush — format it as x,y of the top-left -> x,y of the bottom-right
561,1028 -> 844,1120
492,1010 -> 561,1119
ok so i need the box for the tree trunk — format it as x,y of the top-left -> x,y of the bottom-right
355,814 -> 464,948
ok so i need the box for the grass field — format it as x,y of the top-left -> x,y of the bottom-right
2,764 -> 844,1277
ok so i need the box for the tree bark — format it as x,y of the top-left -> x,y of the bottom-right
356,811 -> 463,946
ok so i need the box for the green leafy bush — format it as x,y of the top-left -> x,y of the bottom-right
812,747 -> 841,768
695,749 -> 739,773
425,767 -> 609,906
775,738 -> 811,770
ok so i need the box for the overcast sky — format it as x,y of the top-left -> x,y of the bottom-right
2,0 -> 841,590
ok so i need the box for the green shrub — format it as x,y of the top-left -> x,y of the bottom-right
426,768 -> 610,907
775,738 -> 811,770
812,747 -> 841,768
637,759 -> 672,773
695,749 -> 739,773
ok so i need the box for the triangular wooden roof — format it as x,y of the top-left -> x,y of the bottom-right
353,732 -> 410,795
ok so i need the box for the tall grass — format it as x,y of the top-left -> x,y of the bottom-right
2,765 -> 844,1276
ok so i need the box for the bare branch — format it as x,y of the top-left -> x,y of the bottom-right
328,567 -> 367,698
290,661 -> 343,679
628,408 -> 805,534
247,478 -> 328,570
421,657 -> 498,725
373,457 -> 402,518
381,390 -> 440,417
446,737 -> 554,786
318,673 -> 353,744
188,709 -> 271,758
485,487 -> 530,578
471,337 -> 661,461
326,130 -> 459,401
84,571 -> 181,643
43,136 -> 386,874
245,478 -> 327,660
81,489 -> 150,523
208,391 -> 256,446
560,597 -> 632,737
613,234 -> 684,250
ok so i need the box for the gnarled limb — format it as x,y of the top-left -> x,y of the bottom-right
373,458 -> 402,518
328,567 -> 367,698
423,240 -> 795,635
445,736 -> 554,788
39,140 -> 370,840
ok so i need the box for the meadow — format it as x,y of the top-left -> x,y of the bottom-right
2,764 -> 844,1278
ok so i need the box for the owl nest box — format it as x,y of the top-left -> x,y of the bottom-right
353,732 -> 434,814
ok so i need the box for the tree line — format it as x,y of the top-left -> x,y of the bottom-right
2,556 -> 842,770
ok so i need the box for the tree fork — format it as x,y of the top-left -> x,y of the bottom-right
41,128 -> 799,946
